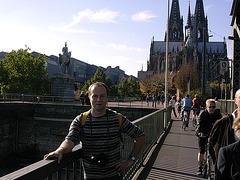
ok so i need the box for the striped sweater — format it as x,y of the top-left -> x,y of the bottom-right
65,108 -> 145,179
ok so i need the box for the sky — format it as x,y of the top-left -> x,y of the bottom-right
0,0 -> 233,77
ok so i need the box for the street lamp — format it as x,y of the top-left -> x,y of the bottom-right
165,0 -> 170,109
187,76 -> 190,95
210,55 -> 230,113
202,26 -> 213,106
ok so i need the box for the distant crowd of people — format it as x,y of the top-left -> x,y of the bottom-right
146,92 -> 166,107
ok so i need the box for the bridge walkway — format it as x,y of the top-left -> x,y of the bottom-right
137,118 -> 205,180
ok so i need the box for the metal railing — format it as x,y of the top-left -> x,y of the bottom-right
0,93 -> 163,109
219,99 -> 237,114
0,93 -> 76,104
1,107 -> 171,180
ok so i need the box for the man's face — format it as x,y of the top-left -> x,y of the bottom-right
206,102 -> 216,115
89,85 -> 108,115
234,90 -> 240,110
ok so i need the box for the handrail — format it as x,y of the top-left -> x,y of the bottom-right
0,93 -> 142,103
219,99 -> 236,114
0,93 -> 162,109
1,145 -> 82,180
1,107 -> 172,180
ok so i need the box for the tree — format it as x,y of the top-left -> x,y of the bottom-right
118,76 -> 142,97
118,77 -> 128,97
139,74 -> 165,95
81,67 -> 113,93
0,48 -> 50,95
127,76 -> 141,97
175,62 -> 201,96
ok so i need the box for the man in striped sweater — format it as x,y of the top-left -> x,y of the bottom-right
44,82 -> 145,180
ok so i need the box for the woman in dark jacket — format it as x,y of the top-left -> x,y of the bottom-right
216,117 -> 240,180
196,99 -> 222,176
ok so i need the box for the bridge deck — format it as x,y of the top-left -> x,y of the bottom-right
138,118 -> 205,180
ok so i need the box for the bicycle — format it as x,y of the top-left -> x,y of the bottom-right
192,108 -> 199,127
182,110 -> 188,130
202,135 -> 214,180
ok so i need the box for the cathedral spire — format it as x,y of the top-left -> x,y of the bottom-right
194,0 -> 205,19
168,0 -> 183,42
185,1 -> 193,46
194,0 -> 207,42
187,1 -> 192,27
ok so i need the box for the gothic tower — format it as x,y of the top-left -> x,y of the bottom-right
167,0 -> 184,42
185,2 -> 193,46
193,0 -> 209,43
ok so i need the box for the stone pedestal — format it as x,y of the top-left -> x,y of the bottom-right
51,73 -> 74,98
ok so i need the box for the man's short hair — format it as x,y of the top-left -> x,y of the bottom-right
206,99 -> 216,107
186,94 -> 190,98
235,89 -> 240,98
88,82 -> 109,96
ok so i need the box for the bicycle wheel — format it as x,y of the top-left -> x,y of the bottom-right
182,118 -> 187,130
192,115 -> 196,127
207,155 -> 214,180
202,161 -> 207,178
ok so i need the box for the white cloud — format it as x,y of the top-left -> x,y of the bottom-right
205,5 -> 214,12
108,43 -> 147,52
49,8 -> 119,33
89,41 -> 99,47
69,8 -> 119,26
131,11 -> 157,22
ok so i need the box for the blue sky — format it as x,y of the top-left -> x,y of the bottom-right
0,0 -> 233,77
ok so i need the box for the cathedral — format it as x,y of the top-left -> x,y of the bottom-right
139,0 -> 227,83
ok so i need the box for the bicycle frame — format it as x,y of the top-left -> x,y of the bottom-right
182,110 -> 188,130
202,136 -> 214,179
192,108 -> 198,127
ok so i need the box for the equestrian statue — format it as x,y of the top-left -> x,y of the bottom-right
59,42 -> 71,74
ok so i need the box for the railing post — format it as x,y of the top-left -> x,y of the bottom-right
22,94 -> 24,103
164,108 -> 167,129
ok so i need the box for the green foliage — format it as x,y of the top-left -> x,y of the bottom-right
118,76 -> 142,97
109,85 -> 119,96
80,67 -> 142,97
118,77 -> 128,97
0,48 -> 50,95
81,67 -> 113,93
81,80 -> 92,93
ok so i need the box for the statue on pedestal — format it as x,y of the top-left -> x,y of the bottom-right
59,42 -> 71,74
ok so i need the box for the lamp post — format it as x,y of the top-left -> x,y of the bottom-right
202,26 -> 213,106
220,58 -> 230,113
187,76 -> 190,95
201,26 -> 207,105
165,0 -> 170,109
211,56 -> 229,112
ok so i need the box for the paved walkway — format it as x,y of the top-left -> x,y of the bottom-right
138,118 -> 205,180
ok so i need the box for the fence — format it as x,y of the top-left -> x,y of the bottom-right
0,93 -> 163,109
1,104 -> 171,180
219,99 -> 237,114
